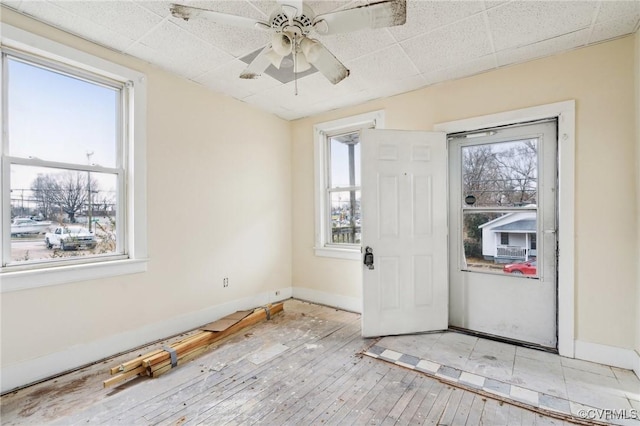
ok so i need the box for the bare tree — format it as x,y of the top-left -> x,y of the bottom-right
461,140 -> 538,259
462,140 -> 538,207
31,171 -> 99,223
462,144 -> 501,206
30,174 -> 57,219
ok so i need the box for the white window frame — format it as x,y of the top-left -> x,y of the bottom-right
313,110 -> 384,260
0,25 -> 148,292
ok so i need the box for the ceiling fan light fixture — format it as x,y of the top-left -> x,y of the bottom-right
265,49 -> 285,68
294,51 -> 312,73
271,32 -> 292,56
300,37 -> 321,63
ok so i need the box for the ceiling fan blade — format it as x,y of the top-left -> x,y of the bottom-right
303,39 -> 349,85
313,0 -> 406,35
239,45 -> 274,79
170,4 -> 270,31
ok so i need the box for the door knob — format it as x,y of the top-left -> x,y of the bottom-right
363,246 -> 374,270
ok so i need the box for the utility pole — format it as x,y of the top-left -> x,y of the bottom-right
87,151 -> 94,232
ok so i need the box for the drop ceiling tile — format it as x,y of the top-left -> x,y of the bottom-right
19,1 -> 137,52
251,73 -> 363,114
484,1 -> 510,11
487,1 -> 597,51
50,0 -> 163,41
134,0 -> 174,18
2,1 -> 23,10
388,1 -> 484,42
346,44 -> 419,86
194,59 -> 282,98
589,14 -> 640,44
363,73 -> 426,100
401,13 -> 492,73
242,91 -> 286,113
248,0 -> 280,17
288,87 -> 370,118
176,22 -> 269,59
249,0 -> 357,19
130,21 -> 234,79
170,17 -> 270,58
497,28 -> 589,67
305,1 -> 360,16
186,0 -> 268,21
139,1 -> 270,57
595,1 -> 640,23
318,28 -> 397,62
422,54 -> 497,85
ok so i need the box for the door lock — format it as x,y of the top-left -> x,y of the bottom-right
363,246 -> 374,270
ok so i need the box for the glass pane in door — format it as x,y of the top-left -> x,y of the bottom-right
462,211 -> 539,277
462,139 -> 538,208
461,138 -> 539,278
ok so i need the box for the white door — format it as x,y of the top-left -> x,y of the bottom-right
361,129 -> 448,337
448,120 -> 558,348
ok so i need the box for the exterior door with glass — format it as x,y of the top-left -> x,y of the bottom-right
448,120 -> 558,348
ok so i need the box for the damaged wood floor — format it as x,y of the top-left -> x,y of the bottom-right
1,299 -> 574,425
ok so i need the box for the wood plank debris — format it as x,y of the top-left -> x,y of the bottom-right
103,303 -> 283,388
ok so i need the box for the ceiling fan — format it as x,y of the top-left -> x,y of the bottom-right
169,0 -> 407,87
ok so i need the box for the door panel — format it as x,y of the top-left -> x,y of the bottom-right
448,120 -> 558,348
361,129 -> 447,337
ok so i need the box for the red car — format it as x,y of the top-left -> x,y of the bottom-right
503,260 -> 537,275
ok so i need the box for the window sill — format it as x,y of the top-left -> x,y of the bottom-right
0,258 -> 148,293
314,246 -> 361,261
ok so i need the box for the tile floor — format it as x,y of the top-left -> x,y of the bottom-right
364,332 -> 640,425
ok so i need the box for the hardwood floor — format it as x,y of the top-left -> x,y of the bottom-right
1,299 -> 575,425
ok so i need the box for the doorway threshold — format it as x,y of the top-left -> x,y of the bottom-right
448,326 -> 558,354
363,332 -> 639,425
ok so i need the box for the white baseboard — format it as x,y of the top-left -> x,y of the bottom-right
574,340 -> 639,377
0,286 -> 293,394
292,287 -> 361,313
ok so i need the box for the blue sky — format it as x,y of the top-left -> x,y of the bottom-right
8,57 -> 119,190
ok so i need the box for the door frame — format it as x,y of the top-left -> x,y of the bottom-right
434,100 -> 575,358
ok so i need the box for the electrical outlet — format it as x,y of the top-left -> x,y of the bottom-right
223,277 -> 229,288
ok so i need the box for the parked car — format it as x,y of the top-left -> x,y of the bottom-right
45,226 -> 97,250
503,260 -> 537,275
11,217 -> 52,236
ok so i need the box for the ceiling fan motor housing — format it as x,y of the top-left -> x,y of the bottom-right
270,5 -> 315,35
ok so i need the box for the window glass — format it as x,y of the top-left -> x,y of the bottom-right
7,58 -> 119,167
327,131 -> 361,246
462,139 -> 537,208
9,164 -> 119,264
3,51 -> 124,269
329,190 -> 361,244
460,138 -> 539,278
329,134 -> 361,187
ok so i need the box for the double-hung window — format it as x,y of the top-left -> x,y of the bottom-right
314,110 -> 384,260
1,25 -> 147,291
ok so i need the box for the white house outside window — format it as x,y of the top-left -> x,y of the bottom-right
314,110 -> 384,260
1,25 -> 148,292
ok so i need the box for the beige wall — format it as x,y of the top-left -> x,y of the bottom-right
1,10 -> 291,374
636,29 -> 640,359
292,36 -> 638,350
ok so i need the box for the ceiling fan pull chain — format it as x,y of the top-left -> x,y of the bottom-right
294,33 -> 298,96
